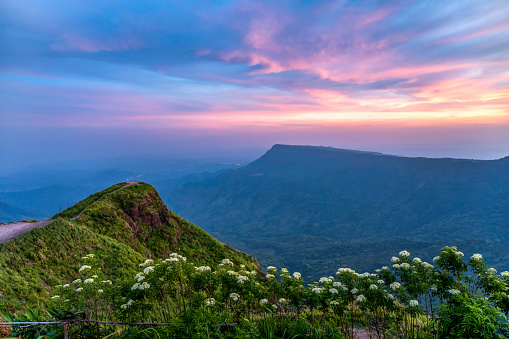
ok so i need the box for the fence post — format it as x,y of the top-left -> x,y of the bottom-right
64,322 -> 69,339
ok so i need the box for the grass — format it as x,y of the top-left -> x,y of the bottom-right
0,182 -> 260,312
51,183 -> 125,220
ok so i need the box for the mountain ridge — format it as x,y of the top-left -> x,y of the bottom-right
163,144 -> 509,281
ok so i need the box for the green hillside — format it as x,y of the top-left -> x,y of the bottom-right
164,144 -> 509,281
0,182 -> 260,312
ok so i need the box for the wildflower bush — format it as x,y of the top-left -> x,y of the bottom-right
3,246 -> 509,338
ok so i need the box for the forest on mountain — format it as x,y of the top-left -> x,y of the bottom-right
163,145 -> 509,281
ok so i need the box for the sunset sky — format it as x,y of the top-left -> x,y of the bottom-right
1,0 -> 509,167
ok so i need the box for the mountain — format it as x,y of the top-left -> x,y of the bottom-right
0,157 -> 248,223
164,144 -> 509,281
0,182 -> 260,311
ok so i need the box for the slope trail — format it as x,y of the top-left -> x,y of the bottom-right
0,182 -> 139,245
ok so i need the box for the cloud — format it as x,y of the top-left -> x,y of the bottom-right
0,0 -> 508,158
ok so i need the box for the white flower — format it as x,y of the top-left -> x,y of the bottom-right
205,298 -> 215,306
260,299 -> 268,305
237,276 -> 249,284
333,282 -> 342,287
87,254 -> 95,258
390,282 -> 401,290
377,280 -> 384,284
423,262 -> 434,269
266,274 -> 275,279
413,258 -> 422,264
102,280 -> 112,285
63,284 -> 70,288
137,275 -> 145,282
430,285 -> 437,291
399,250 -> 410,257
293,272 -> 301,279
51,295 -> 60,299
359,273 -> 370,278
488,268 -> 497,274
501,271 -> 509,277
330,300 -> 340,306
120,299 -> 134,309
139,282 -> 150,290
76,288 -> 83,292
329,288 -> 338,294
131,283 -> 140,290
143,266 -> 155,274
356,295 -> 366,302
400,263 -> 410,269
227,270 -> 237,276
229,293 -> 240,301
433,256 -> 440,262
98,289 -> 104,293
319,277 -> 332,284
195,266 -> 211,272
337,268 -> 355,274
84,278 -> 94,284
72,279 -> 81,284
341,286 -> 348,292
222,259 -> 234,265
79,265 -> 91,272
471,253 -> 483,260
139,259 -> 153,267
391,257 -> 400,263
279,298 -> 287,304
165,257 -> 179,262
267,266 -> 277,271
387,294 -> 394,299
92,275 -> 98,278
447,289 -> 461,295
369,284 -> 378,290
311,287 -> 323,294
409,300 -> 419,307
393,264 -> 400,269
170,253 -> 178,257
351,288 -> 358,294
381,266 -> 389,270
454,251 -> 464,257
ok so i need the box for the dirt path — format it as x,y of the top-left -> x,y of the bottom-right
0,181 -> 140,245
0,220 -> 53,245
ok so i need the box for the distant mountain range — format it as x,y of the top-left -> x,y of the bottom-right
0,157 -> 246,222
163,144 -> 509,281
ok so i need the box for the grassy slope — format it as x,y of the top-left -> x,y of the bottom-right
0,183 -> 259,312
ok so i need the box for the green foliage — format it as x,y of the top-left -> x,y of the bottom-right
0,183 -> 259,312
7,246 -> 504,338
438,293 -> 509,339
51,183 -> 125,220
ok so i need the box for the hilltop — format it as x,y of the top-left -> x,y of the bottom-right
0,182 -> 260,311
164,144 -> 509,281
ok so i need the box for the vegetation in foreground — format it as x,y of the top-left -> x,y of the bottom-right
0,183 -> 259,311
2,246 -> 508,338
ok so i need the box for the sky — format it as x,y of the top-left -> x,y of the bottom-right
1,0 -> 509,168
